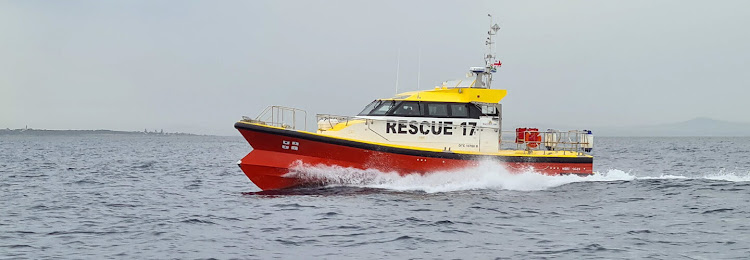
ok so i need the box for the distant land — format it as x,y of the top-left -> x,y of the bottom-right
0,128 -> 198,136
595,117 -> 750,137
3,117 -> 748,137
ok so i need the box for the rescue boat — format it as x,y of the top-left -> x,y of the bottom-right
235,22 -> 594,190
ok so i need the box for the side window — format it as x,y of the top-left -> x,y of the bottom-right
369,101 -> 396,116
391,102 -> 422,116
450,104 -> 469,118
481,105 -> 498,116
426,103 -> 449,117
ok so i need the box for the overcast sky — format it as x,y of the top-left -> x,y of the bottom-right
2,0 -> 749,136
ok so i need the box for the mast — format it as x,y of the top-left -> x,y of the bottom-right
470,14 -> 501,89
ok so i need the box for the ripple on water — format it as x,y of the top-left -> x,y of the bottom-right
702,208 -> 734,214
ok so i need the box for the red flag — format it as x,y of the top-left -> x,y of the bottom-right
493,60 -> 502,67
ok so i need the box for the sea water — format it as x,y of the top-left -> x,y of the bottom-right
1,135 -> 749,259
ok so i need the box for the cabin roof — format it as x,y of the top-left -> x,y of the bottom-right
383,87 -> 508,103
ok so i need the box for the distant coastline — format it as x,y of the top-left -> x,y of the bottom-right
0,128 -> 198,136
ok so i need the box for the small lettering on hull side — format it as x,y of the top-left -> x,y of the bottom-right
281,140 -> 299,150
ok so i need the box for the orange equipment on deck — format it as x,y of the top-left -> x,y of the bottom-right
516,128 -> 540,149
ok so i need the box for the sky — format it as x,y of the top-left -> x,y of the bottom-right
1,0 -> 749,136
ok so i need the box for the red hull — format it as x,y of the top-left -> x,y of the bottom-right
236,122 -> 593,190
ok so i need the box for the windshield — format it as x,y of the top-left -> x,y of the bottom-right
357,100 -> 381,116
369,100 -> 396,116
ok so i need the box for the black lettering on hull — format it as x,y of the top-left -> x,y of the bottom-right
385,120 -> 477,136
397,120 -> 407,134
408,121 -> 418,134
419,122 -> 430,135
431,124 -> 442,135
443,121 -> 453,135
386,120 -> 397,133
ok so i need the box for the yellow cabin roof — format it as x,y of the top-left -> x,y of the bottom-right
384,87 -> 507,103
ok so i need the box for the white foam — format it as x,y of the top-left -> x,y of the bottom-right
285,161 -> 749,193
638,171 -> 750,182
703,171 -> 750,182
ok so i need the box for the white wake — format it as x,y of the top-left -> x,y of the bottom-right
285,161 -> 750,193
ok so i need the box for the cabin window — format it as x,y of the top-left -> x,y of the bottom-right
358,100 -> 381,116
425,103 -> 449,117
450,104 -> 469,118
361,100 -> 492,118
390,101 -> 423,116
369,100 -> 396,116
480,105 -> 498,116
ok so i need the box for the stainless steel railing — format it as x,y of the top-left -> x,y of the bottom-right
500,129 -> 593,154
242,106 -> 308,130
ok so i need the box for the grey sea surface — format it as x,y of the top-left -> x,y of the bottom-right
1,135 -> 749,259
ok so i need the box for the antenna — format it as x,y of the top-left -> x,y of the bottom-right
417,48 -> 421,90
485,14 -> 501,68
468,14 -> 501,89
395,48 -> 401,94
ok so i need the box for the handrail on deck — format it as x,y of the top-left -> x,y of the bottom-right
241,106 -> 307,131
501,129 -> 593,155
